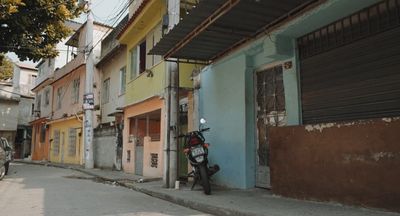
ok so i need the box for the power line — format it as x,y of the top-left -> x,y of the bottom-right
89,0 -> 135,55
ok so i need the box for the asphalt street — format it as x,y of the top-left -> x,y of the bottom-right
0,163 -> 211,216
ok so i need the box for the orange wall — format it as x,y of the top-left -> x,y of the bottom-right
122,97 -> 165,174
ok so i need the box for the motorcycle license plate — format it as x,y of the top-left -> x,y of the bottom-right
191,146 -> 205,157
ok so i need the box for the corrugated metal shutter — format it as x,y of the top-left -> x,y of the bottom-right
298,0 -> 400,124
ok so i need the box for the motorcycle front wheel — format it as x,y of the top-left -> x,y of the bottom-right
199,164 -> 211,195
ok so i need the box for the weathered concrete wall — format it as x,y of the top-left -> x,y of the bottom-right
269,117 -> 400,212
94,125 -> 117,169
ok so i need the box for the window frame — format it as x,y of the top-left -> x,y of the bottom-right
119,66 -> 126,95
68,128 -> 77,157
102,78 -> 110,104
72,78 -> 80,104
44,89 -> 50,106
129,47 -> 137,80
40,124 -> 46,143
56,87 -> 63,110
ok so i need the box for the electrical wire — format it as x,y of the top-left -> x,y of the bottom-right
87,0 -> 134,55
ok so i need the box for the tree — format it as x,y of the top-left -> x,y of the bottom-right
0,0 -> 84,62
0,53 -> 14,80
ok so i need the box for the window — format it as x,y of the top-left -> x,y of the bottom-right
57,87 -> 63,110
68,128 -> 77,156
44,89 -> 50,106
53,130 -> 60,155
127,150 -> 131,162
119,66 -> 126,95
129,40 -> 147,80
129,48 -> 137,80
40,124 -> 46,143
139,41 -> 146,74
72,78 -> 80,104
29,74 -> 37,85
36,94 -> 41,111
31,103 -> 34,115
38,67 -> 42,77
146,24 -> 162,68
102,78 -> 110,104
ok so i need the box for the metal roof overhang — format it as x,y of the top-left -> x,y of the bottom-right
149,0 -> 318,62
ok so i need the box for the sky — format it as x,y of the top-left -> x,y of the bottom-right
8,0 -> 127,67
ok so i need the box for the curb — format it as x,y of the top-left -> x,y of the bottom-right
14,160 -> 258,216
119,182 -> 261,216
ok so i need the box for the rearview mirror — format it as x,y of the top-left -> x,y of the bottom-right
200,118 -> 207,124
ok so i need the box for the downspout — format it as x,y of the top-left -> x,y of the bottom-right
164,60 -> 171,187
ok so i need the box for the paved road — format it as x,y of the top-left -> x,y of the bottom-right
0,163 -> 211,216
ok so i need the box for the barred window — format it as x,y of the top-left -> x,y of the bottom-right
53,130 -> 60,155
72,78 -> 80,104
68,128 -> 77,157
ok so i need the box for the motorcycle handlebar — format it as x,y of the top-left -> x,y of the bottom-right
200,128 -> 210,132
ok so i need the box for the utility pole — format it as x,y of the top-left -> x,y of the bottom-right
164,0 -> 180,188
82,0 -> 94,169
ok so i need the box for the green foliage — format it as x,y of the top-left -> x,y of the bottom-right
0,53 -> 14,80
0,0 -> 84,62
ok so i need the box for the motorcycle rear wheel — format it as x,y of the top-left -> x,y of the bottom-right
0,165 -> 5,180
199,165 -> 211,195
5,162 -> 9,175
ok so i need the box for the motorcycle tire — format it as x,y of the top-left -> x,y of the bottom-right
0,165 -> 5,180
199,165 -> 211,195
5,162 -> 9,175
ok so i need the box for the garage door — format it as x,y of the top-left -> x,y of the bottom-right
298,0 -> 400,124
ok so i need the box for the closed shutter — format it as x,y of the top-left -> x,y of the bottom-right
298,0 -> 400,124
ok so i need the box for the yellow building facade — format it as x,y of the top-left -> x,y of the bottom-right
118,0 -> 197,177
48,117 -> 83,165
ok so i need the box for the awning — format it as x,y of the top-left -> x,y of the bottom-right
149,0 -> 317,62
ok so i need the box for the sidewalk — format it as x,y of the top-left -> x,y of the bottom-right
15,160 -> 400,216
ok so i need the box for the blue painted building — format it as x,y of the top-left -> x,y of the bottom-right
197,0 -> 380,189
151,0 -> 400,211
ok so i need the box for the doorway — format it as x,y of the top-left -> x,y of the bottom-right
255,64 -> 286,188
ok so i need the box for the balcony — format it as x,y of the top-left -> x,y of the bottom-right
125,61 -> 195,106
125,61 -> 166,105
54,53 -> 85,82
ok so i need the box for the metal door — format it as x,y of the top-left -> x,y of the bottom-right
255,65 -> 286,188
135,138 -> 143,176
298,1 -> 400,124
